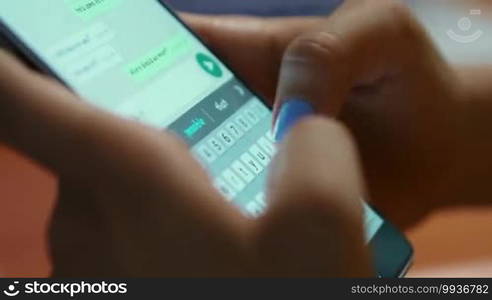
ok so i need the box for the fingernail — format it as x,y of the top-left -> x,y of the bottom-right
273,99 -> 314,143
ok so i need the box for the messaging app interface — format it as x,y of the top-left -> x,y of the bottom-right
0,0 -> 383,241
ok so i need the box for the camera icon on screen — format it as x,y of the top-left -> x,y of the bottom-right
447,9 -> 484,43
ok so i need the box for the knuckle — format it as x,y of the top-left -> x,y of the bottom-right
290,116 -> 346,138
288,116 -> 328,135
285,31 -> 346,65
351,0 -> 424,46
280,163 -> 351,209
381,0 -> 412,20
288,117 -> 356,153
378,0 -> 420,37
284,178 -> 358,221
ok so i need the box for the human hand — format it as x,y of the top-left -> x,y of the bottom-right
184,0 -> 492,227
271,0 -> 467,228
0,50 -> 370,277
182,13 -> 324,102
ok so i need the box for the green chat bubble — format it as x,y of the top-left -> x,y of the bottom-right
125,34 -> 191,82
65,0 -> 123,20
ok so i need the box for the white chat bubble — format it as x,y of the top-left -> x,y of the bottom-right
68,45 -> 122,83
49,22 -> 115,62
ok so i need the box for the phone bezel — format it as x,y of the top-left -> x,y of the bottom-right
0,0 -> 413,277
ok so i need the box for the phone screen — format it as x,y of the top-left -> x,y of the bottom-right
0,0 -> 383,241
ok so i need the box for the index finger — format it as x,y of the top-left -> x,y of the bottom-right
257,117 -> 371,277
274,0 -> 447,119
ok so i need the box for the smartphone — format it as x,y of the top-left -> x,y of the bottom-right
0,0 -> 412,277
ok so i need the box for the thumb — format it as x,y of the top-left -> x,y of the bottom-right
258,115 -> 372,277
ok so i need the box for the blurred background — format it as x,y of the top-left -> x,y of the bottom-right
1,0 -> 492,277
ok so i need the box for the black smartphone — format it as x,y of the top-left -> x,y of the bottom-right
0,0 -> 413,277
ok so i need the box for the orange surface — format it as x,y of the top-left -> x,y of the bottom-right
0,146 -> 55,277
1,145 -> 492,277
408,209 -> 492,277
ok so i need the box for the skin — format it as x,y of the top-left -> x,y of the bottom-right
0,18 -> 373,278
186,0 -> 492,228
0,49 -> 370,276
0,0 -> 491,276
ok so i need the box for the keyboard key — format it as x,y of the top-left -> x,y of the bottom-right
244,108 -> 260,125
266,130 -> 275,142
250,101 -> 269,118
257,137 -> 276,157
222,169 -> 246,192
235,115 -> 251,132
207,137 -> 226,155
246,201 -> 264,218
232,160 -> 255,183
214,178 -> 235,200
249,144 -> 271,167
217,129 -> 235,147
241,153 -> 264,175
255,192 -> 267,208
195,144 -> 217,163
225,121 -> 244,139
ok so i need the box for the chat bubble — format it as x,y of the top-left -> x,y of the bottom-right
65,0 -> 123,20
49,23 -> 115,62
68,45 -> 123,83
125,33 -> 191,82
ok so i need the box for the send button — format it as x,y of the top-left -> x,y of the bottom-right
196,53 -> 223,78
